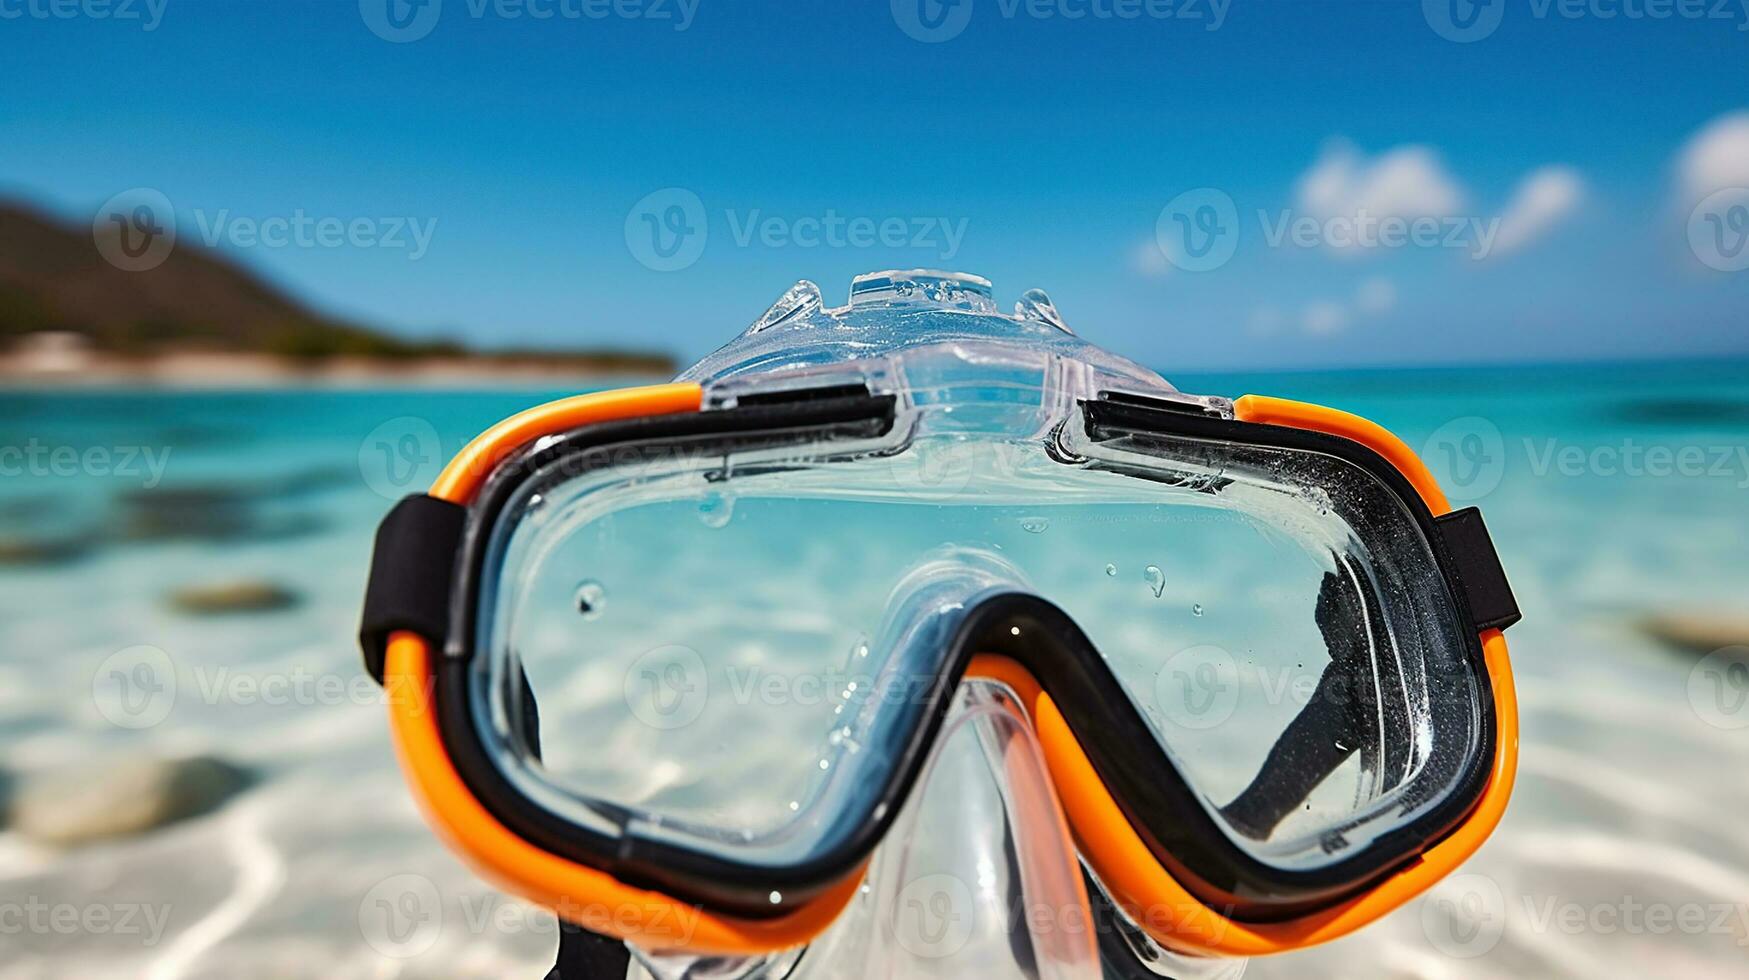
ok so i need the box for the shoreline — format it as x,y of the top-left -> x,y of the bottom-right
0,350 -> 678,390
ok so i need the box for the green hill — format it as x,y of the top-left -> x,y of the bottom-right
0,201 -> 674,373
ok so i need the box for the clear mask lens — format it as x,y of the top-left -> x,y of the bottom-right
467,402 -> 1483,879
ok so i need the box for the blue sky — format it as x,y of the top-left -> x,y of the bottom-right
3,0 -> 1747,370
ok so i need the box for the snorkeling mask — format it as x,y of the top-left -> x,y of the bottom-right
360,271 -> 1520,975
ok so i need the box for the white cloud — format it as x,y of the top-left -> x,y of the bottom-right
1292,139 -> 1584,261
1296,140 -> 1466,227
1131,239 -> 1172,278
1268,277 -> 1396,340
1355,276 -> 1396,315
1301,300 -> 1350,336
1489,166 -> 1584,258
1248,306 -> 1285,336
1676,111 -> 1749,205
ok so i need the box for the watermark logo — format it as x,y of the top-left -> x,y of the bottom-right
1522,437 -> 1749,488
1423,416 -> 1508,502
1421,871 -> 1508,958
888,439 -> 983,500
624,644 -> 709,729
92,645 -> 177,729
359,874 -> 444,958
360,0 -> 444,42
1423,0 -> 1505,42
1689,187 -> 1749,273
190,210 -> 438,261
1423,416 -> 1749,501
624,188 -> 970,271
892,0 -> 974,41
93,189 -> 176,273
362,0 -> 698,42
1520,894 -> 1749,945
625,187 -> 709,272
894,873 -> 976,958
1155,188 -> 1239,272
1257,208 -> 1501,258
1427,0 -> 1749,42
1688,646 -> 1749,731
1153,644 -> 1239,730
189,666 -> 433,709
1154,188 -> 1509,266
885,441 -> 1084,502
94,191 -> 436,268
893,0 -> 1228,40
355,879 -> 704,949
360,417 -> 444,499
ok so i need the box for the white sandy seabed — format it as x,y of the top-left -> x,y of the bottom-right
1,377 -> 1746,979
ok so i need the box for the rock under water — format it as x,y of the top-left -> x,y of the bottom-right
1635,611 -> 1749,657
166,580 -> 302,615
11,755 -> 255,847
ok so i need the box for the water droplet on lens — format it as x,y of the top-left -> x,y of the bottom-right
828,726 -> 863,753
1192,603 -> 1204,617
699,491 -> 734,528
1144,564 -> 1166,598
1105,563 -> 1118,577
1021,517 -> 1049,534
574,580 -> 606,619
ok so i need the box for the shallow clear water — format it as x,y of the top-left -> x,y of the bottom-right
1,360 -> 1745,978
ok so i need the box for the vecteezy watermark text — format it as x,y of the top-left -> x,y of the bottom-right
1421,872 -> 1749,959
0,898 -> 173,946
1423,0 -> 1749,43
0,440 -> 172,488
891,872 -> 1234,959
192,210 -> 437,261
91,645 -> 438,730
1523,438 -> 1749,488
1423,416 -> 1749,502
0,0 -> 168,30
1255,208 -> 1500,258
724,211 -> 968,257
93,190 -> 439,272
1153,188 -> 1504,272
360,0 -> 699,43
624,188 -> 969,272
892,0 -> 1229,43
358,874 -> 703,958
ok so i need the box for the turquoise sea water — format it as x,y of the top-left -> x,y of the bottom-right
1,359 -> 1746,978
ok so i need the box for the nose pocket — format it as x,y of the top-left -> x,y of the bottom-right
795,679 -> 1102,980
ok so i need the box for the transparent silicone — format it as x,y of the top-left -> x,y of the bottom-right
466,271 -> 1484,880
627,681 -> 1104,980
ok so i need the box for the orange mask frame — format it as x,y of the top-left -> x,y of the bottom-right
374,381 -> 1518,958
